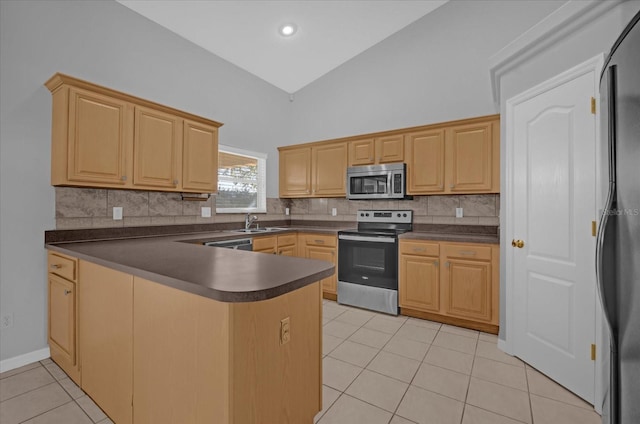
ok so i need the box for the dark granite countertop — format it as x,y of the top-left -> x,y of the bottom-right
46,228 -> 337,303
45,222 -> 498,303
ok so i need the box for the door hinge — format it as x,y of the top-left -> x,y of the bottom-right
591,344 -> 596,361
592,221 -> 597,237
591,97 -> 596,114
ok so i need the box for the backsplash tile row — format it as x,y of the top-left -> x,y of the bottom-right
54,187 -> 289,230
55,187 -> 499,230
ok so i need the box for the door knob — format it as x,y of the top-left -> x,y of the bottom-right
511,239 -> 525,248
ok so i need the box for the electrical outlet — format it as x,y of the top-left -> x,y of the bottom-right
285,207 -> 290,216
280,317 -> 290,345
1,313 -> 13,329
201,207 -> 211,218
331,207 -> 337,216
455,207 -> 463,218
113,206 -> 123,220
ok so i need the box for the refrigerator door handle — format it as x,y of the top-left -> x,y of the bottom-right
596,64 -> 618,343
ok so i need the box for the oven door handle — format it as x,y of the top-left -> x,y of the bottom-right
338,234 -> 396,243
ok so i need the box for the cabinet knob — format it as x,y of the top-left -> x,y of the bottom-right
173,179 -> 179,185
64,290 -> 72,295
445,261 -> 450,267
50,264 -> 62,269
121,176 -> 127,181
450,184 -> 455,188
369,157 -> 374,161
511,239 -> 525,248
434,261 -> 439,266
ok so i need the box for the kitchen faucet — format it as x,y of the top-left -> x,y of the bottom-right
245,213 -> 258,230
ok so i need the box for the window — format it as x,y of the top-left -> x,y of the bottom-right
216,145 -> 266,213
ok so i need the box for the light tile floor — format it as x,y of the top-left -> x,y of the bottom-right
316,300 -> 601,424
0,300 -> 601,424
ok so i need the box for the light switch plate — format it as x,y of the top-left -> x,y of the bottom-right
285,207 -> 290,216
201,207 -> 212,218
331,207 -> 337,216
455,207 -> 463,218
113,207 -> 123,220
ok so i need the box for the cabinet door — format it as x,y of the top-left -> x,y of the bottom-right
376,134 -> 404,163
278,245 -> 297,256
441,257 -> 492,322
447,121 -> 493,192
48,274 -> 76,366
399,254 -> 440,312
182,119 -> 218,192
312,142 -> 348,197
405,130 -> 445,194
80,261 -> 133,424
67,88 -> 131,185
305,245 -> 337,294
133,106 -> 182,189
279,147 -> 312,197
348,139 -> 375,166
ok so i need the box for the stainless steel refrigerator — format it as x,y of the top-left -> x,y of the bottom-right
596,10 -> 640,424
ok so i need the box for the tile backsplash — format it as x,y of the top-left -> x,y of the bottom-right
55,187 -> 499,230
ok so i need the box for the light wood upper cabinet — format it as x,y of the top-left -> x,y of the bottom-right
376,134 -> 404,163
64,87 -> 131,186
134,106 -> 182,189
46,73 -> 222,193
279,147 -> 312,197
348,135 -> 404,166
348,138 -> 375,166
80,260 -> 133,424
279,142 -> 347,198
405,129 -> 445,194
446,119 -> 499,193
182,119 -> 218,192
312,142 -> 348,196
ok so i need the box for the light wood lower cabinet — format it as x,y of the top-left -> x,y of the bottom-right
79,260 -> 133,424
399,240 -> 499,333
277,234 -> 297,256
398,241 -> 440,313
299,234 -> 338,299
253,235 -> 277,254
49,255 -> 322,424
47,251 -> 80,385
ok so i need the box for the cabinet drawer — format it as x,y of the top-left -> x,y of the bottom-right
303,234 -> 337,248
441,243 -> 492,261
400,241 -> 439,257
253,236 -> 276,251
277,234 -> 297,247
48,252 -> 78,282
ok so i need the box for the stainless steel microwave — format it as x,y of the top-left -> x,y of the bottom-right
346,163 -> 407,200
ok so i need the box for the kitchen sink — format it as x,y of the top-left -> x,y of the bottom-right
227,227 -> 288,234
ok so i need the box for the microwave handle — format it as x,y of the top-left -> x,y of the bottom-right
387,173 -> 392,195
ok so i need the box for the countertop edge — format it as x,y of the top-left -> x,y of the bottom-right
46,243 -> 335,303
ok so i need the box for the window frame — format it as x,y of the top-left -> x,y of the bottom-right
216,144 -> 267,214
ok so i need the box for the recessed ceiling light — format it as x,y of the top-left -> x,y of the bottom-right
279,23 -> 297,37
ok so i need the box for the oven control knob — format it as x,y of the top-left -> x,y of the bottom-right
403,213 -> 407,217
360,213 -> 364,217
397,213 -> 401,217
366,213 -> 370,217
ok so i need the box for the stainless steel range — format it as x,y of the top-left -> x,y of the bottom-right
338,210 -> 413,315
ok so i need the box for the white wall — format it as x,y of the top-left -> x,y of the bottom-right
0,0 -> 291,363
289,0 -> 566,143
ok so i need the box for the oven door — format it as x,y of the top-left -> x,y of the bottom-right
338,234 -> 398,289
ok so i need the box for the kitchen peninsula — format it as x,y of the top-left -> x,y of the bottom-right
46,231 -> 334,424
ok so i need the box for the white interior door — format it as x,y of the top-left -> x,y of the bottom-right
507,60 -> 599,403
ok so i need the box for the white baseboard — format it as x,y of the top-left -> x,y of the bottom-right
0,347 -> 50,373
